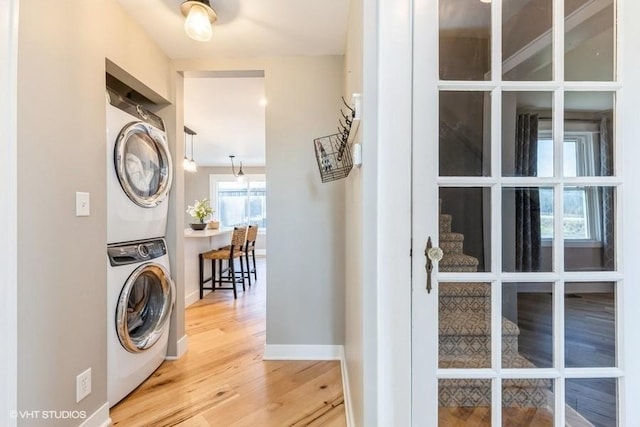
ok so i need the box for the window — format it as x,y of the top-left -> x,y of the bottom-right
538,130 -> 601,241
210,175 -> 266,230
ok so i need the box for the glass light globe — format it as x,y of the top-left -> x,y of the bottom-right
184,3 -> 212,42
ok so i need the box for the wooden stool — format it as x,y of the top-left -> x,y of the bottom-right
199,226 -> 247,299
244,225 -> 259,283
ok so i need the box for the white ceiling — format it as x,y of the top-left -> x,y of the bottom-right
117,0 -> 351,166
184,75 -> 266,167
116,0 -> 351,59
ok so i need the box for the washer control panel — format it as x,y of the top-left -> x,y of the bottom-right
107,238 -> 167,267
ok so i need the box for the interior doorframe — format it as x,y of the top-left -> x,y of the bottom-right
373,0 -> 414,425
0,0 -> 19,425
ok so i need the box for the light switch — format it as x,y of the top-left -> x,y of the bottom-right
76,192 -> 90,217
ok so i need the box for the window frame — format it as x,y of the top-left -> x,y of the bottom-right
209,174 -> 267,232
538,128 -> 603,246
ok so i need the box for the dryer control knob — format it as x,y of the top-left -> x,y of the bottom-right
137,244 -> 150,258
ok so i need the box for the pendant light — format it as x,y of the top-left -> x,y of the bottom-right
184,126 -> 198,173
229,155 -> 245,183
180,0 -> 218,42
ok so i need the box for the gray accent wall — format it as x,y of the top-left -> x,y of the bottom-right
16,0 -> 172,424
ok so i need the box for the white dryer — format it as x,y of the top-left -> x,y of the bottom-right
106,88 -> 173,244
107,238 -> 175,407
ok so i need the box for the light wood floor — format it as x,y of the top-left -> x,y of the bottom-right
110,258 -> 346,427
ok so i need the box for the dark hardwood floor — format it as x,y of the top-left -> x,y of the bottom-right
517,292 -> 617,427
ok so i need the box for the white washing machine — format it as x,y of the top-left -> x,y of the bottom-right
107,238 -> 176,407
106,88 -> 173,244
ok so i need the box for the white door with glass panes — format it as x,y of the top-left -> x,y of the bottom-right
411,0 -> 640,425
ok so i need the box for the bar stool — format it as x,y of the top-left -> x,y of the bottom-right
244,225 -> 259,283
220,225 -> 258,287
199,226 -> 247,299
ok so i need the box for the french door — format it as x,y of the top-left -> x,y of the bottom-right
410,0 -> 639,425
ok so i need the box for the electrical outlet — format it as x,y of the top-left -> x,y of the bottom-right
76,368 -> 91,403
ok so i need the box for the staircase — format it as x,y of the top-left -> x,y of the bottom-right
438,209 -> 550,408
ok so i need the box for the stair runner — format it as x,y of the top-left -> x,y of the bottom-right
438,212 -> 550,408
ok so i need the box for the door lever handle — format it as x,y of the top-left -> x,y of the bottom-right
424,237 -> 443,294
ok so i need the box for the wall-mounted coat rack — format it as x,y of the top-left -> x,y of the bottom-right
313,94 -> 361,183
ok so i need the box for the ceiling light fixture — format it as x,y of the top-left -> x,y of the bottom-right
184,126 -> 198,173
480,0 -> 491,3
229,155 -> 245,183
180,0 -> 218,42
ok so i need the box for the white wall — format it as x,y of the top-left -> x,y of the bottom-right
175,57 -> 346,347
16,0 -> 172,424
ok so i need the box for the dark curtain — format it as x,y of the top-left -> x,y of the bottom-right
600,116 -> 615,270
515,114 -> 541,272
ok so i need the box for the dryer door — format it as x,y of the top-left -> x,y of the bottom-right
116,262 -> 176,353
114,121 -> 173,208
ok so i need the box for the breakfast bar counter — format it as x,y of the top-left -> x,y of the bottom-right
184,227 -> 233,306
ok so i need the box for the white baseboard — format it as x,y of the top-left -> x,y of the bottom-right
79,402 -> 110,427
263,344 -> 342,360
339,347 -> 355,427
263,345 -> 353,426
165,335 -> 188,360
185,290 -> 200,308
255,249 -> 266,257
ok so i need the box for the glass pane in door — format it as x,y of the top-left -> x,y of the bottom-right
565,282 -> 616,367
440,282 -> 492,369
439,379 -> 491,426
502,379 -> 554,426
502,0 -> 553,81
502,188 -> 554,272
440,91 -> 491,177
502,282 -> 553,368
566,378 -> 618,426
502,92 -> 554,177
564,92 -> 615,177
565,0 -> 615,81
564,186 -> 615,271
440,187 -> 491,272
439,0 -> 491,80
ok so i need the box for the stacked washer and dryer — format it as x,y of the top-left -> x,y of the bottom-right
106,88 -> 176,407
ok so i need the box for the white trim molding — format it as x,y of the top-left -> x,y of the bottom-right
263,345 -> 354,426
79,402 -> 111,427
184,290 -> 201,308
165,335 -> 188,360
0,1 -> 19,426
263,344 -> 343,360
338,347 -> 355,427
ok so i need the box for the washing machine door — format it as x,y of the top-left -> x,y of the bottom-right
116,262 -> 176,353
115,121 -> 173,208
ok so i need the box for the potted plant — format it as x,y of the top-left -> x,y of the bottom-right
186,198 -> 214,230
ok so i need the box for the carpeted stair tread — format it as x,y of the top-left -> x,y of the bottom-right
440,282 -> 490,297
439,355 -> 551,408
440,253 -> 480,272
440,311 -> 520,337
439,232 -> 465,242
440,214 -> 453,233
440,240 -> 463,254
